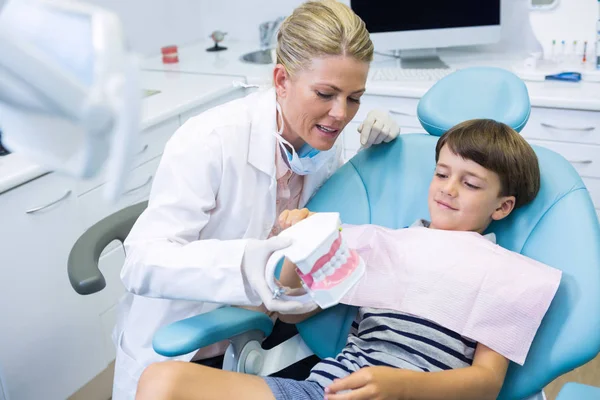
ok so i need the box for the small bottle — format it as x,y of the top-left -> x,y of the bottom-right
597,0 -> 600,69
0,129 -> 9,156
597,27 -> 600,69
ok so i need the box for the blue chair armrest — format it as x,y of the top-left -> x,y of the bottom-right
153,307 -> 274,357
556,382 -> 600,400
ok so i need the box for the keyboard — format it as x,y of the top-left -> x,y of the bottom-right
368,67 -> 456,82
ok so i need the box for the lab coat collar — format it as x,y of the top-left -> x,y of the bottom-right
247,87 -> 277,180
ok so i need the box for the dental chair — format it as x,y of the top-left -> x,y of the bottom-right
68,67 -> 600,400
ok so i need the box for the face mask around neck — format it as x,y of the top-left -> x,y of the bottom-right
272,102 -> 335,175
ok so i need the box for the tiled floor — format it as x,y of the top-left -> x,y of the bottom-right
69,362 -> 114,400
544,354 -> 600,400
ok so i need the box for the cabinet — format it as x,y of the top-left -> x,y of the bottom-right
0,172 -> 97,400
0,150 -> 168,400
522,107 -> 600,220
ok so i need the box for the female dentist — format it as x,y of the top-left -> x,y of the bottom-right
113,1 -> 399,398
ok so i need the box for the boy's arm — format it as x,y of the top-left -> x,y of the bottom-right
400,343 -> 508,400
277,257 -> 322,323
325,343 -> 509,400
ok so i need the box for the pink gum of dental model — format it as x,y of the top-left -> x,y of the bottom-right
297,233 -> 362,291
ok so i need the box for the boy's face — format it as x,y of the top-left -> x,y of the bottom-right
428,145 -> 515,234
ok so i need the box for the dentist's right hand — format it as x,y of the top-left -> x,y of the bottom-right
242,236 -> 318,314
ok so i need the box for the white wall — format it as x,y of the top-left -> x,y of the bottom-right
82,0 -> 540,56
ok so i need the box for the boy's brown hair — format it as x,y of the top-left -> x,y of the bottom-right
435,119 -> 540,209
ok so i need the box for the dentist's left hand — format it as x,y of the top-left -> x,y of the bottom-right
279,208 -> 315,230
358,110 -> 400,149
242,236 -> 319,314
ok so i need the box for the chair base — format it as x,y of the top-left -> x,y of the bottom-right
223,333 -> 314,376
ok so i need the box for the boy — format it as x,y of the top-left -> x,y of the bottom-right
136,119 -> 541,400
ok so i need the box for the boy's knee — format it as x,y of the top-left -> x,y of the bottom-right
136,361 -> 188,400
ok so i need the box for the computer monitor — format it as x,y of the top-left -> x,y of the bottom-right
344,0 -> 501,69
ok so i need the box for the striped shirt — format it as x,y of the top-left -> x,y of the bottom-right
307,220 -> 495,388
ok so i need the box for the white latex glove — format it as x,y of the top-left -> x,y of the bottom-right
358,109 -> 401,149
242,236 -> 319,314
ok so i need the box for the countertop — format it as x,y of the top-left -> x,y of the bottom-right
0,70 -> 242,194
141,39 -> 600,112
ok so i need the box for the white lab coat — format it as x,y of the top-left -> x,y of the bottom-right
112,88 -> 343,399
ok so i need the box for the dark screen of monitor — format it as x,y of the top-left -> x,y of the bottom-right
350,1 -> 500,33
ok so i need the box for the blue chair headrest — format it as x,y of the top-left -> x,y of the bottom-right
417,67 -> 531,136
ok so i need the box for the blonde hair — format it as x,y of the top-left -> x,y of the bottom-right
276,0 -> 373,76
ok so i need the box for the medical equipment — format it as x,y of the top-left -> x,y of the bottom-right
346,0 -> 500,69
0,0 -> 141,202
69,67 -> 600,400
264,213 -> 365,310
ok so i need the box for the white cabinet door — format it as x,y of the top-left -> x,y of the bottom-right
521,107 -> 600,146
527,139 -> 600,179
0,173 -> 108,400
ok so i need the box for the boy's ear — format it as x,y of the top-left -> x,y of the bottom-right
491,196 -> 516,221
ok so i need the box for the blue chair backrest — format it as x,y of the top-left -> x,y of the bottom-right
300,67 -> 600,400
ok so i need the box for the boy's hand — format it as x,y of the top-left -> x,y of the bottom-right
278,208 -> 315,230
325,367 -> 405,400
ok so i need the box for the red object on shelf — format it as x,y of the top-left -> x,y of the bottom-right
161,45 -> 179,64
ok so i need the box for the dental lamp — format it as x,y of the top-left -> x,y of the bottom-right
0,0 -> 141,202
